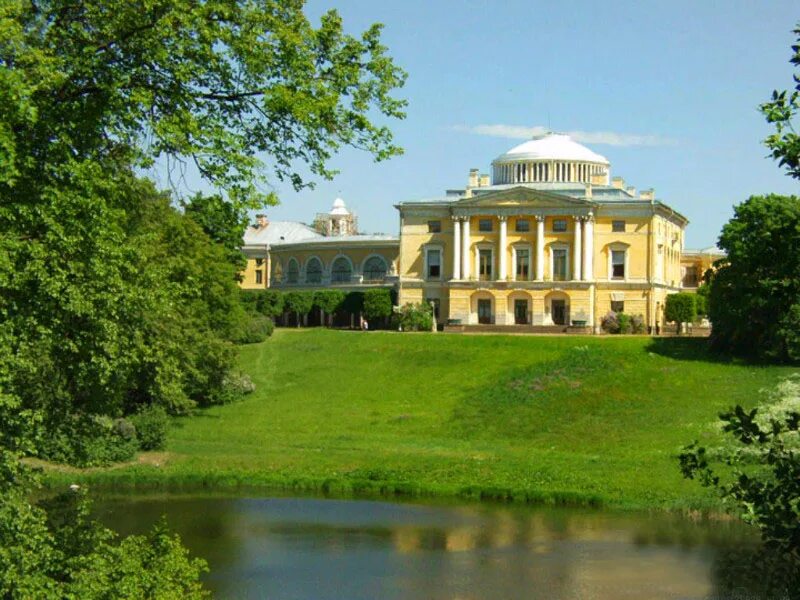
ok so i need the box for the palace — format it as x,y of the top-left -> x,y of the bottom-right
240,132 -> 721,332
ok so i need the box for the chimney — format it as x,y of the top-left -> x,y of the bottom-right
255,214 -> 269,228
611,176 -> 625,190
468,168 -> 479,188
479,173 -> 490,187
640,188 -> 655,201
626,186 -> 637,197
584,183 -> 593,199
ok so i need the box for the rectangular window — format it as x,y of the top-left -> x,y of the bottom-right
478,218 -> 493,232
611,300 -> 624,313
612,250 -> 626,279
515,248 -> 530,279
553,248 -> 568,281
255,258 -> 264,267
515,219 -> 530,232
427,220 -> 441,233
478,249 -> 492,280
426,249 -> 441,279
553,219 -> 567,232
612,220 -> 626,233
255,269 -> 263,284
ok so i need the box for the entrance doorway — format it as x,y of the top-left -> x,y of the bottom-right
551,299 -> 568,325
514,299 -> 529,325
477,299 -> 493,324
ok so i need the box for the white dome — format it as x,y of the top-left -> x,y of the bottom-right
494,133 -> 609,165
330,197 -> 349,216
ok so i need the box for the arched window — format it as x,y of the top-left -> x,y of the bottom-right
362,256 -> 387,281
272,259 -> 283,283
287,258 -> 299,284
305,257 -> 323,284
331,256 -> 352,283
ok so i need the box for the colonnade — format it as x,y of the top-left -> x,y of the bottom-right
451,215 -> 594,282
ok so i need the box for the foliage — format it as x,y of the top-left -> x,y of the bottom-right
240,289 -> 285,319
38,415 -> 139,468
184,193 -> 248,270
313,290 -> 346,316
363,288 -> 394,321
708,195 -> 800,361
342,291 -> 365,315
759,24 -> 800,180
617,313 -> 632,334
600,311 -> 619,333
664,293 -> 697,334
695,284 -> 710,317
233,313 -> 275,344
601,311 -> 645,334
284,291 -> 315,324
392,302 -> 433,332
680,379 -> 800,583
0,452 -> 208,598
130,405 -> 170,452
630,314 -> 645,334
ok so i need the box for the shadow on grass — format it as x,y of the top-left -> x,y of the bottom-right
645,337 -> 734,364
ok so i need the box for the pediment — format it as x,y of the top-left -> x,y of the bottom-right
456,186 -> 594,208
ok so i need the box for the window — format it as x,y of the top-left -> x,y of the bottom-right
552,248 -> 568,281
305,258 -> 322,283
255,258 -> 264,267
478,218 -> 492,232
553,219 -> 567,232
255,269 -> 263,284
286,259 -> 299,284
612,250 -> 626,279
478,249 -> 492,280
612,220 -> 626,233
272,261 -> 283,283
427,220 -> 442,233
611,300 -> 624,313
515,219 -> 530,232
682,266 -> 699,288
515,248 -> 530,279
331,256 -> 352,283
363,256 -> 387,281
426,249 -> 441,279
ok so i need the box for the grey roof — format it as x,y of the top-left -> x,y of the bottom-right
271,233 -> 398,248
243,221 -> 322,245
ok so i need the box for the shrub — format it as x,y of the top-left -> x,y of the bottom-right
284,291 -> 314,326
392,302 -> 433,332
665,293 -> 697,334
617,313 -> 632,334
239,289 -> 285,319
313,290 -> 345,324
215,372 -> 256,404
234,314 -> 274,344
342,291 -> 365,316
363,288 -> 393,322
130,405 -> 169,451
600,311 -> 619,333
631,314 -> 646,334
39,414 -> 139,467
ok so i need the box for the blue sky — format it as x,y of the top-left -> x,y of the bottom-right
161,0 -> 800,248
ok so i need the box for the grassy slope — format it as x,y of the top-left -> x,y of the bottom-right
56,329 -> 796,510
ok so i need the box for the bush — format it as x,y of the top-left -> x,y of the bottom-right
215,372 -> 256,404
617,313 -> 632,334
240,289 -> 285,319
234,313 -> 274,344
630,314 -> 646,334
130,405 -> 169,451
601,311 -> 645,334
39,414 -> 139,467
342,291 -> 365,316
392,303 -> 433,332
284,291 -> 314,325
313,290 -> 345,323
665,293 -> 697,334
363,288 -> 393,322
600,311 -> 619,333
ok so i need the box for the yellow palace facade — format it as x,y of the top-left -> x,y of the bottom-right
241,133 -> 718,332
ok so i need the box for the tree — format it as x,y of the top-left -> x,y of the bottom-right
664,293 -> 697,334
708,195 -> 800,361
184,193 -> 248,271
363,288 -> 393,325
760,24 -> 800,179
313,290 -> 345,326
695,283 -> 710,318
284,291 -> 314,327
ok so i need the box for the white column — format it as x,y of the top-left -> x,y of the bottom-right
535,216 -> 545,281
462,217 -> 471,280
573,216 -> 582,281
452,216 -> 461,280
583,215 -> 594,281
498,216 -> 508,281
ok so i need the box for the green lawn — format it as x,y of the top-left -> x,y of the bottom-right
56,329 -> 796,510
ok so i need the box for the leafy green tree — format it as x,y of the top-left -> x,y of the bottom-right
664,293 -> 697,334
695,283 -> 710,317
184,193 -> 248,270
760,24 -> 800,179
363,288 -> 393,325
313,290 -> 345,326
284,291 -> 314,327
708,195 -> 800,361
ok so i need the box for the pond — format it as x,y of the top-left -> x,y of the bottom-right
93,494 -> 772,599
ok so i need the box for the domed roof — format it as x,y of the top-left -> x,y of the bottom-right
329,197 -> 349,216
493,133 -> 609,165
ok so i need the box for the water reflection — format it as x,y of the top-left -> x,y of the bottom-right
92,495 -> 785,600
